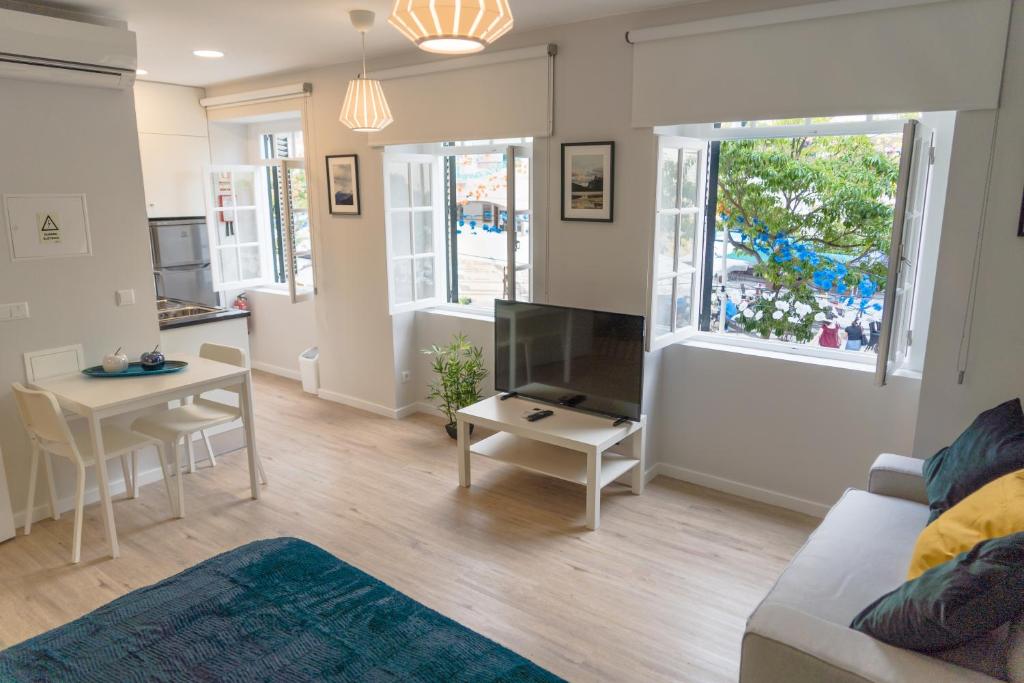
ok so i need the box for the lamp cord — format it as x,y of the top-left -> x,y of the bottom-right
361,32 -> 367,79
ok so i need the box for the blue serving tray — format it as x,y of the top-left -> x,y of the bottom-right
82,360 -> 188,378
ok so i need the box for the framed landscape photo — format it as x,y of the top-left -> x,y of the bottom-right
561,142 -> 614,222
326,154 -> 360,216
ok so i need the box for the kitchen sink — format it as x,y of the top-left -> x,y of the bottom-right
157,298 -> 222,323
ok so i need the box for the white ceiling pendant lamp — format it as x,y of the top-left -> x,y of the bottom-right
339,10 -> 394,133
389,0 -> 514,55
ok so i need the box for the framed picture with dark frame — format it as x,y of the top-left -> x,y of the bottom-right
326,154 -> 360,216
561,141 -> 615,222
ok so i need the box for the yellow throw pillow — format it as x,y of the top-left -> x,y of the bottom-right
908,469 -> 1024,580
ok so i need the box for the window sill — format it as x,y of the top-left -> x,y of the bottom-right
420,306 -> 495,323
676,335 -> 879,374
250,286 -> 314,298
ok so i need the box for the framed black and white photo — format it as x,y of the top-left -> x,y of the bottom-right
561,142 -> 614,222
326,154 -> 360,216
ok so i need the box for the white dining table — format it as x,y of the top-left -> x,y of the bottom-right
30,354 -> 264,559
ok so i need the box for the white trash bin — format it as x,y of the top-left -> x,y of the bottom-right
299,346 -> 319,394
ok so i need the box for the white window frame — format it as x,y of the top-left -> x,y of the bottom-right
203,165 -> 274,292
647,135 -> 706,351
651,117 -> 934,376
385,139 -> 534,318
383,153 -> 446,315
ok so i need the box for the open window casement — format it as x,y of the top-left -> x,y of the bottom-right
204,165 -> 274,292
384,153 -> 446,314
647,136 -> 706,351
270,159 -> 313,303
876,120 -> 933,385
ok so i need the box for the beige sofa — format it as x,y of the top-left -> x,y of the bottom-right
741,453 -> 1009,683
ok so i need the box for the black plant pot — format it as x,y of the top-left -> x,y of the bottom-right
445,423 -> 474,440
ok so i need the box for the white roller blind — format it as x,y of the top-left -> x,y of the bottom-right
630,0 -> 1011,127
368,45 -> 555,147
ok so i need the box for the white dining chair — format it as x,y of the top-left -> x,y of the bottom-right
131,343 -> 266,517
12,383 -> 175,564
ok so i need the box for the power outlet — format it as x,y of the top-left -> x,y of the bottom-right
1,302 -> 30,320
401,370 -> 411,384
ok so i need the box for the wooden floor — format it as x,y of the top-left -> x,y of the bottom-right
0,371 -> 816,682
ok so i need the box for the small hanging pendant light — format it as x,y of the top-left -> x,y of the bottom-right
389,0 -> 514,55
340,10 -> 394,133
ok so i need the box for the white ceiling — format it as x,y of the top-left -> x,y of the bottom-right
25,0 -> 698,87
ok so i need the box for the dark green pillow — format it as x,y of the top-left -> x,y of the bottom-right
923,398 -> 1024,523
850,532 -> 1024,652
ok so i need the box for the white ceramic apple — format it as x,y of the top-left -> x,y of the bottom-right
102,347 -> 129,373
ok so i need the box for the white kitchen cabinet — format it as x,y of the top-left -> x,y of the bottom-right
138,133 -> 211,218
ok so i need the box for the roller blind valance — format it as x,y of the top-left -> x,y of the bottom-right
630,0 -> 1011,127
367,44 -> 555,147
201,83 -> 311,122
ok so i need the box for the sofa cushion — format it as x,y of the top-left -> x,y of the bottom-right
758,489 -> 929,626
1009,618 -> 1024,683
923,398 -> 1024,523
908,469 -> 1024,579
850,532 -> 1024,652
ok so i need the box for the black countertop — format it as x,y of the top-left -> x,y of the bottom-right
159,307 -> 251,331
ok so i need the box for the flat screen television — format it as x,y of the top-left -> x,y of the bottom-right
494,300 -> 645,421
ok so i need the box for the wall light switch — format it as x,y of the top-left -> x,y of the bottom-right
116,289 -> 136,306
10,302 -> 29,319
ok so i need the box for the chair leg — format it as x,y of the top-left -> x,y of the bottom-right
186,433 -> 196,474
120,455 -> 134,499
131,450 -> 140,499
42,451 -> 60,521
24,443 -> 39,535
155,442 -> 176,517
173,438 -> 186,518
71,466 -> 85,564
202,430 -> 216,467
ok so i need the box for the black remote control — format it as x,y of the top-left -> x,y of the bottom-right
526,409 -> 554,422
500,392 -> 518,401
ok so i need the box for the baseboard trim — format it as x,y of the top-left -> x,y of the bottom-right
12,428 -> 245,530
251,361 -> 301,381
650,463 -> 829,518
317,389 -> 406,420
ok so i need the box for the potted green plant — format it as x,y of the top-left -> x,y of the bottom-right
423,333 -> 487,439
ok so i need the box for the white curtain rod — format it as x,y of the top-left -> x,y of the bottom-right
625,0 -> 950,44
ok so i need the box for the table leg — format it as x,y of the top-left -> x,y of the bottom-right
631,423 -> 646,495
240,372 -> 261,500
457,417 -> 470,488
586,448 -> 601,530
89,415 -> 119,558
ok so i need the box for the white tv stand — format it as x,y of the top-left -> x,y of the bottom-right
455,395 -> 646,530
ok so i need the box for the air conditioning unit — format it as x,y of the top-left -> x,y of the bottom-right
0,8 -> 137,89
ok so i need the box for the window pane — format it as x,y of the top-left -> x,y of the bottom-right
393,259 -> 414,304
453,151 -> 510,308
656,214 -> 676,275
413,211 -> 433,255
233,172 -> 255,207
235,209 -> 259,243
389,163 -> 410,208
676,276 -> 693,329
414,256 -> 436,300
212,212 -> 237,247
239,245 -> 262,280
412,163 -> 432,207
391,212 -> 412,256
219,248 -> 239,283
654,278 -> 674,337
678,213 -> 697,270
681,150 -> 700,208
659,148 -> 679,209
706,132 -> 902,354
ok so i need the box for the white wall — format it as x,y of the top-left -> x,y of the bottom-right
0,78 -> 160,524
913,1 -> 1024,458
203,0 -> 1022,515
